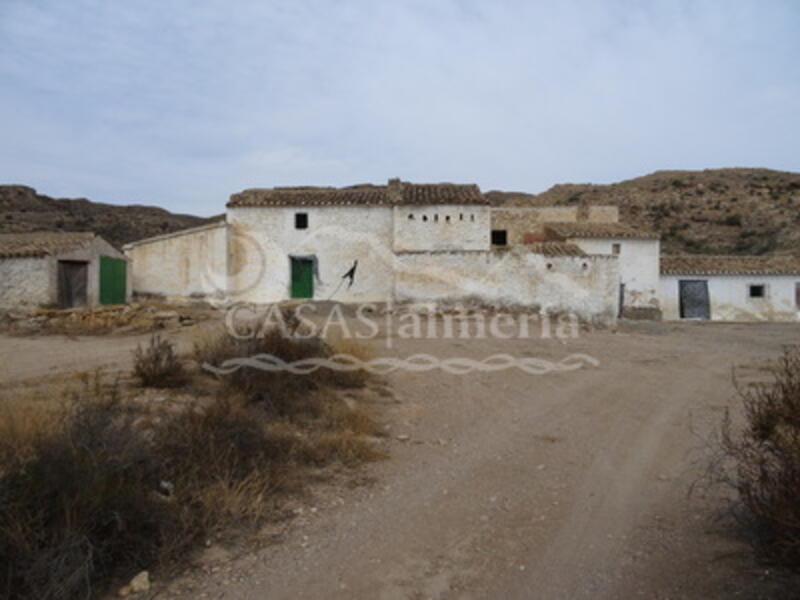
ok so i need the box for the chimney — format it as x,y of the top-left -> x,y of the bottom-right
387,178 -> 403,203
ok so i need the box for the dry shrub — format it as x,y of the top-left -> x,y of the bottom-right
194,327 -> 373,415
721,345 -> 800,569
133,334 -> 187,388
0,394 -> 175,600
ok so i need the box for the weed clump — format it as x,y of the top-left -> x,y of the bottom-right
720,346 -> 800,569
133,334 -> 187,388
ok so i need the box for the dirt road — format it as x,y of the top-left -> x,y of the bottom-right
2,321 -> 798,598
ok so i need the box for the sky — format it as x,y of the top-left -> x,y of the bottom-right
0,1 -> 798,216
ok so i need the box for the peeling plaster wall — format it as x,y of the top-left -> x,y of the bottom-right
228,206 -> 395,303
0,256 -> 53,308
393,205 -> 490,252
661,275 -> 800,321
569,238 -> 660,311
395,249 -> 620,322
125,223 -> 227,300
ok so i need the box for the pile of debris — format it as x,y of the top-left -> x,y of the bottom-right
0,303 -> 210,336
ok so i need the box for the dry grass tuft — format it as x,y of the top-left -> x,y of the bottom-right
717,345 -> 800,570
133,334 -> 187,388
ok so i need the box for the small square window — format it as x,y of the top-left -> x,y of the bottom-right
611,243 -> 621,255
295,213 -> 308,229
749,284 -> 765,299
491,230 -> 508,246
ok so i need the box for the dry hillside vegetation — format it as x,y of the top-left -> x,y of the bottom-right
0,185 -> 219,247
487,168 -> 800,256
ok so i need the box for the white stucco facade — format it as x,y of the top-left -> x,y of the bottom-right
661,275 -> 800,322
568,238 -> 661,314
393,205 -> 490,252
227,205 -> 395,304
124,221 -> 227,301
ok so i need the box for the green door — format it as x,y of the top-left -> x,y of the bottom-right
290,258 -> 314,299
100,256 -> 127,305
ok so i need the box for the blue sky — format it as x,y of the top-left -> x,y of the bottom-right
0,1 -> 798,215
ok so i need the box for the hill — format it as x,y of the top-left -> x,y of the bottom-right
0,185 -> 219,248
487,168 -> 800,255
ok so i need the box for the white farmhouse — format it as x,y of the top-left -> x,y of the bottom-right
0,232 -> 129,309
125,179 -> 625,322
660,255 -> 800,321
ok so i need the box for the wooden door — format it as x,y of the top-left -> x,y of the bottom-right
57,261 -> 88,308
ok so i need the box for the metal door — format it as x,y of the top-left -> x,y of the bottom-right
100,256 -> 127,305
679,280 -> 710,319
290,258 -> 314,299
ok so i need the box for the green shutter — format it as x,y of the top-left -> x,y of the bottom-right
100,256 -> 127,305
290,258 -> 314,299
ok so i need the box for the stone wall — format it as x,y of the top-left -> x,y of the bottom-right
490,205 -> 620,246
0,256 -> 52,309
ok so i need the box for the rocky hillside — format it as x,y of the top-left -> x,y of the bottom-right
487,168 -> 800,256
0,185 -> 219,249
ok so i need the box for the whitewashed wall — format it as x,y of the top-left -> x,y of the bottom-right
0,256 -> 52,308
393,204 -> 490,252
395,249 -> 620,323
125,222 -> 227,300
227,206 -> 395,303
569,238 -> 660,312
661,275 -> 800,321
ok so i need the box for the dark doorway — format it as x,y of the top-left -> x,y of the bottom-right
57,261 -> 89,308
679,280 -> 710,319
491,230 -> 507,246
618,283 -> 625,318
290,257 -> 314,299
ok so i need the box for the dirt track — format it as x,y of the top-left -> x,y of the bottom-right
2,321 -> 798,598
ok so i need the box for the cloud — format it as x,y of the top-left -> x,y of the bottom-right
0,0 -> 798,215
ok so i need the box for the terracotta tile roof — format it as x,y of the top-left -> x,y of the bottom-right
545,222 -> 659,240
661,255 -> 800,276
397,182 -> 485,205
0,232 -> 95,259
227,179 -> 488,207
526,242 -> 588,257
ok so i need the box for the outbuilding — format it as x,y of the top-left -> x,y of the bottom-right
660,255 -> 800,321
0,232 -> 129,309
544,222 -> 661,319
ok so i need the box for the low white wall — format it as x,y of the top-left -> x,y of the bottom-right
395,249 -> 619,322
661,275 -> 800,321
0,256 -> 53,309
125,222 -> 227,300
571,238 -> 660,311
